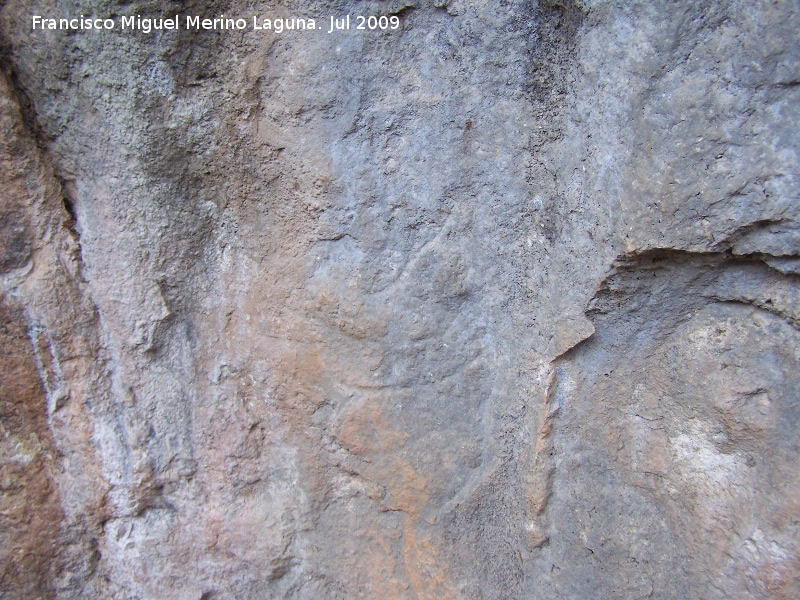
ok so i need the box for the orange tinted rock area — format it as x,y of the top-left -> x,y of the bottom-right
0,298 -> 62,597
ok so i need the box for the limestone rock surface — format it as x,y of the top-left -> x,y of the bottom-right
0,1 -> 798,598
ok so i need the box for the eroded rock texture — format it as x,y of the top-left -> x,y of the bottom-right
0,0 -> 798,598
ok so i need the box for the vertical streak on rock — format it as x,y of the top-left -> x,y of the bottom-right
0,298 -> 62,599
0,66 -> 111,596
521,366 -> 560,551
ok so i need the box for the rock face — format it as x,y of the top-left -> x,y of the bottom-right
0,0 -> 798,598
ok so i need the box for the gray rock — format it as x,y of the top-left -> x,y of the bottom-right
0,0 -> 797,598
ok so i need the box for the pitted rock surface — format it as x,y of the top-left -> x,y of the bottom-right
0,1 -> 798,598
